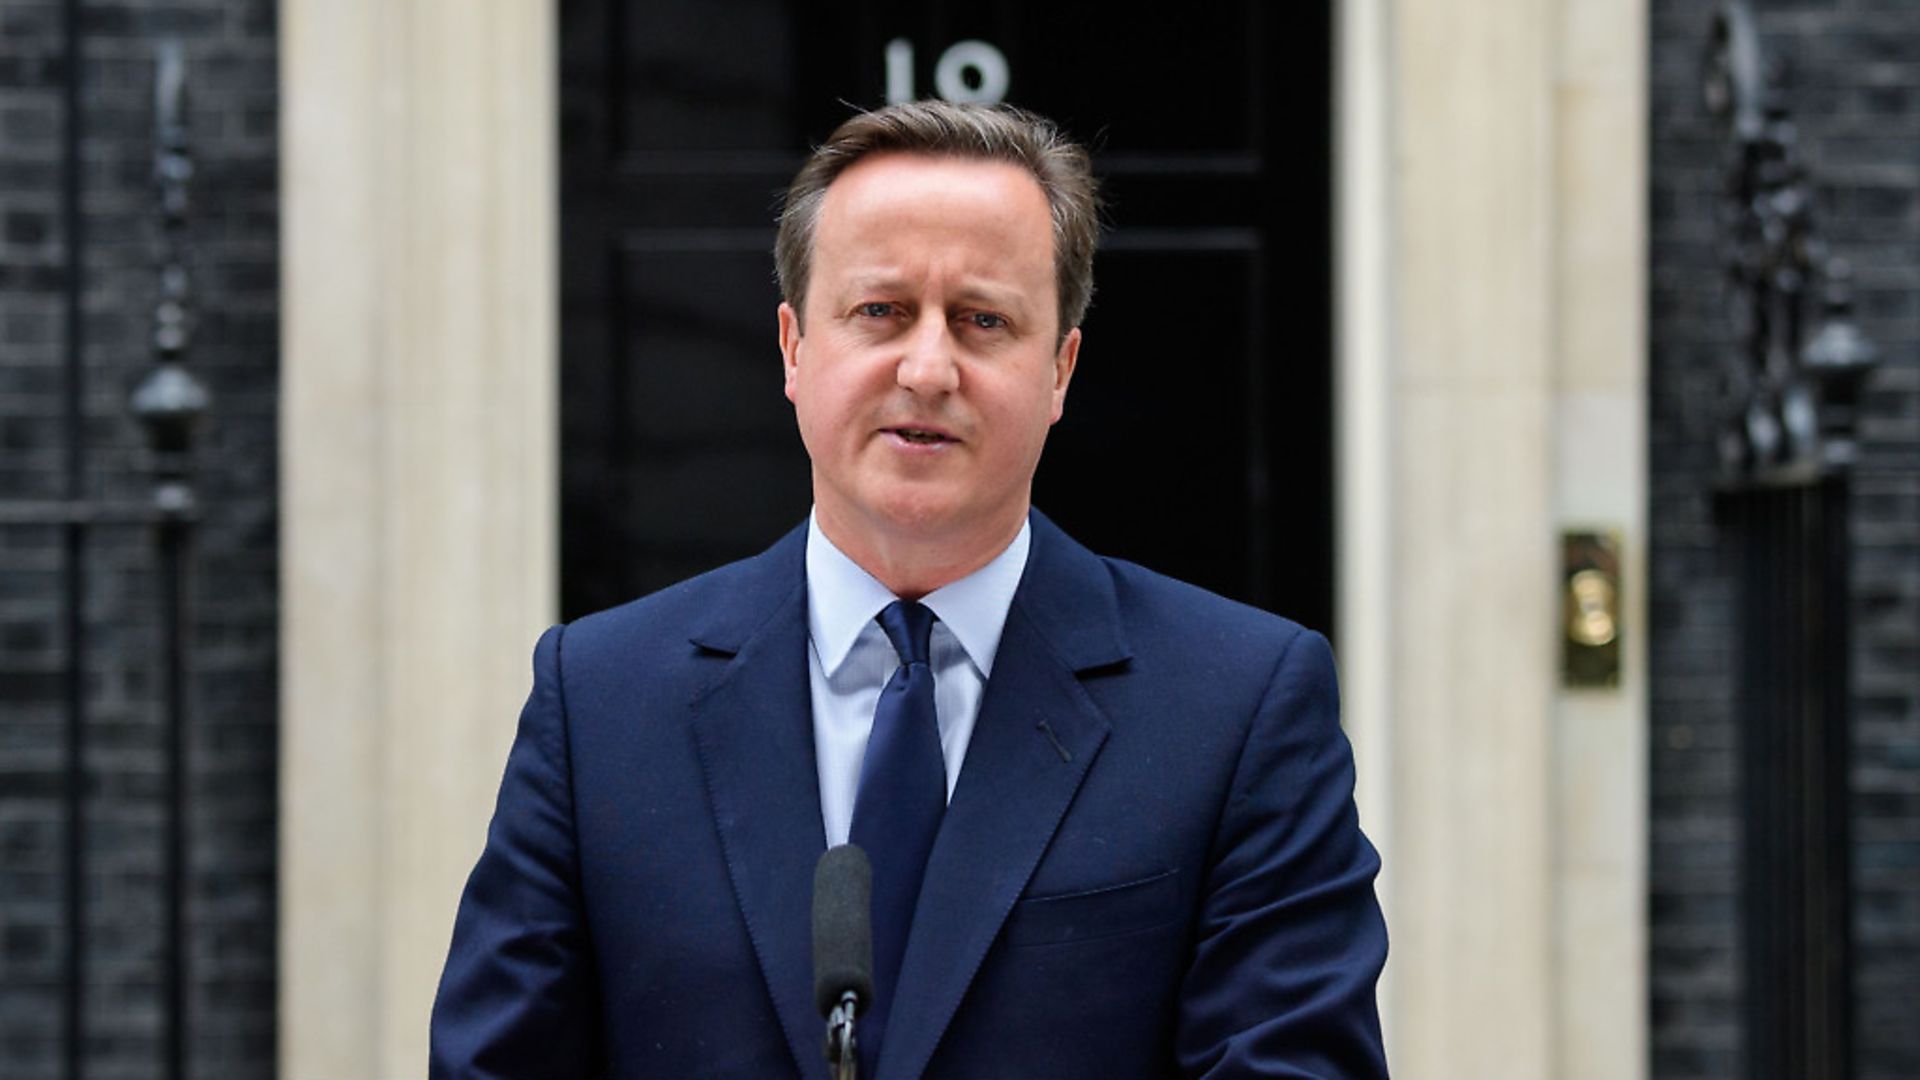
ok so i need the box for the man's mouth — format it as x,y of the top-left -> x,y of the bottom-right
886,427 -> 956,445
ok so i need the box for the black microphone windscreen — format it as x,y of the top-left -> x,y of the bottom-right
812,843 -> 874,1018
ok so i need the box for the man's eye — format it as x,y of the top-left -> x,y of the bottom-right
967,312 -> 1008,330
856,302 -> 895,318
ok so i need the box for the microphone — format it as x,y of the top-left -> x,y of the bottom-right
812,844 -> 873,1080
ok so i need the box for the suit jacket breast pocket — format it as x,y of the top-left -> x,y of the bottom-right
1002,869 -> 1181,948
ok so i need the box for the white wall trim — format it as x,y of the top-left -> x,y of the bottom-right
278,2 -> 557,1076
1334,0 -> 1648,1076
1334,0 -> 1400,1044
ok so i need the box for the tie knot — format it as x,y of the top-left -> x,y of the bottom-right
877,600 -> 935,667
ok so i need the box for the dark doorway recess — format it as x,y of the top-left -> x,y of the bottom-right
559,1 -> 1334,632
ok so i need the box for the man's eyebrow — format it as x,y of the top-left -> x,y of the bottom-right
949,282 -> 1031,312
832,273 -> 1035,315
838,271 -> 908,296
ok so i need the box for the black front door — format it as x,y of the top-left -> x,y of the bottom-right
559,1 -> 1333,631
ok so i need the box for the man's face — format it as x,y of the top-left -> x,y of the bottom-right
780,152 -> 1080,557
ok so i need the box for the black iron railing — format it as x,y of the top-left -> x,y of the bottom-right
1725,482 -> 1853,1080
1703,4 -> 1879,1078
3,15 -> 212,1079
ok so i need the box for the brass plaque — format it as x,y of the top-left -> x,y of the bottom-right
1563,530 -> 1622,688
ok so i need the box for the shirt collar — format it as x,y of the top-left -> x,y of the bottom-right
805,510 -> 1031,680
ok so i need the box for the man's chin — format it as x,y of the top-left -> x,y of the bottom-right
868,494 -> 1031,547
816,477 -> 1027,550
837,490 -> 988,542
862,497 -> 968,540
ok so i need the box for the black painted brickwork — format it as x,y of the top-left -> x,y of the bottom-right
0,2 -> 278,1079
1651,2 -> 1920,1079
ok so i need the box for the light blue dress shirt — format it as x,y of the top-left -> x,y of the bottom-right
804,511 -> 1031,848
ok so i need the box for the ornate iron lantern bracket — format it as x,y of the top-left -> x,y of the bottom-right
131,40 -> 209,519
1703,0 -> 1877,488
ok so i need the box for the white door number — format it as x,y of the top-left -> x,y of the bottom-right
886,38 -> 1010,105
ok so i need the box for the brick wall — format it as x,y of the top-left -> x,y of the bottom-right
1650,2 -> 1920,1078
0,3 -> 278,1078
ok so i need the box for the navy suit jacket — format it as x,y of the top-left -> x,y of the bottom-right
430,511 -> 1388,1079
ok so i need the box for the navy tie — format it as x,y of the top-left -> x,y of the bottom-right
848,600 -> 944,1075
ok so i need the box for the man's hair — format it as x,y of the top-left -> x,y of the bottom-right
775,100 -> 1101,341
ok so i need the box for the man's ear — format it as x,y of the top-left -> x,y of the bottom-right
1049,326 -> 1081,424
778,302 -> 803,403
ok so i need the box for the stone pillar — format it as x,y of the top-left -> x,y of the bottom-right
1337,0 -> 1647,1076
277,2 -> 557,1077
1548,2 -> 1648,1078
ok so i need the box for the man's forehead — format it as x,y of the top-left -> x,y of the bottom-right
812,157 -> 1051,262
798,152 -> 1060,332
817,154 -> 1049,229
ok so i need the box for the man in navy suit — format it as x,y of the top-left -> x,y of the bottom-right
430,100 -> 1388,1079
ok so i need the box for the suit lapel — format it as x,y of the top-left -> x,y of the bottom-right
687,526 -> 830,1080
876,511 -> 1132,1080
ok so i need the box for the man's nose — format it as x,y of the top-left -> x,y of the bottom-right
895,315 -> 960,395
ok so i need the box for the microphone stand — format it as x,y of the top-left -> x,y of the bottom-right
826,989 -> 859,1080
814,843 -> 871,1080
